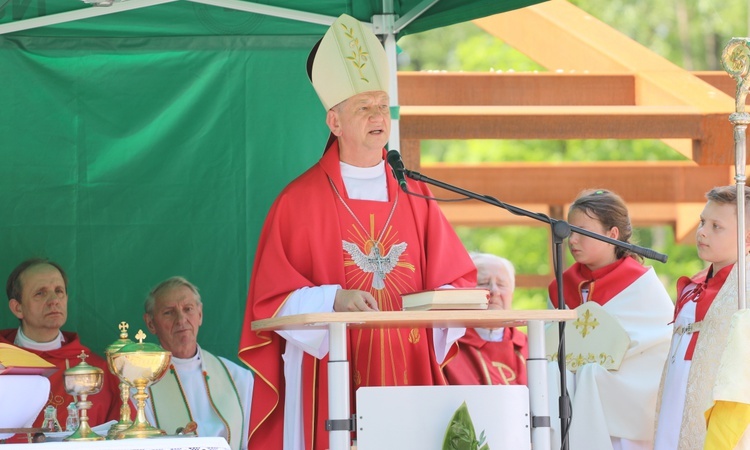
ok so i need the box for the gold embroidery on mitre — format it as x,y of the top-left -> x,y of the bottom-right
341,24 -> 370,82
353,369 -> 361,387
408,328 -> 420,344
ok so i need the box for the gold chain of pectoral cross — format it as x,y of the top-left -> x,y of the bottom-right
328,176 -> 399,247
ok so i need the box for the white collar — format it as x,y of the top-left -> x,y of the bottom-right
14,327 -> 64,351
171,345 -> 202,371
339,160 -> 385,179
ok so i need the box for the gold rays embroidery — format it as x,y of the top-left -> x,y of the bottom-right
342,214 -> 414,310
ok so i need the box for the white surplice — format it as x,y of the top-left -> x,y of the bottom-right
548,267 -> 673,450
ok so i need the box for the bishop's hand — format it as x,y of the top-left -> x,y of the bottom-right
334,289 -> 379,312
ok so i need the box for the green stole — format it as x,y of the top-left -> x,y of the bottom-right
149,349 -> 245,450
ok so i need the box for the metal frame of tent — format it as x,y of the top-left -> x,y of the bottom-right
0,0 -> 449,154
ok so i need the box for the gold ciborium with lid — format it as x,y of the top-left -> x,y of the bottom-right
110,329 -> 171,439
104,321 -> 134,439
63,351 -> 105,441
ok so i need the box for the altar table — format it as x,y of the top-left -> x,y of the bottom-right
252,309 -> 577,450
0,436 -> 230,449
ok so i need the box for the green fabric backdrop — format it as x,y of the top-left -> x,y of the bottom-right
0,0 -> 545,364
1,27 -> 327,362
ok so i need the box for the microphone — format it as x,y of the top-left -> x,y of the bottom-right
386,149 -> 408,192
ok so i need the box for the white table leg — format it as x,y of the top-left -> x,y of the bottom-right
527,320 -> 550,450
328,322 -> 350,450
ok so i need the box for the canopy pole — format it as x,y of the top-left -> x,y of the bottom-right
373,7 -> 400,153
721,38 -> 750,310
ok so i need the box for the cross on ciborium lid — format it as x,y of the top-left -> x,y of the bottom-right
64,351 -> 103,377
106,322 -> 134,357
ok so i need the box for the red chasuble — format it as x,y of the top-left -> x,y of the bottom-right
238,142 -> 476,450
443,327 -> 528,386
548,256 -> 648,309
0,329 -> 121,439
673,264 -> 732,360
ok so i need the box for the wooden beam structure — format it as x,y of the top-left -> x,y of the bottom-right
391,0 -> 744,286
419,162 -> 730,204
471,0 -> 736,165
397,72 -> 636,106
400,105 -> 705,140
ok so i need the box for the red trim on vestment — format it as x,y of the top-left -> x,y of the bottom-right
548,257 -> 648,309
674,264 -> 732,360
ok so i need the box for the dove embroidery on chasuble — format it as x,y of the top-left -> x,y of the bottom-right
328,178 -> 445,388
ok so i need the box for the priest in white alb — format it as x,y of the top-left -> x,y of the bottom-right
142,276 -> 253,450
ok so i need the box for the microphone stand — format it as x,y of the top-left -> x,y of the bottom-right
400,167 -> 667,450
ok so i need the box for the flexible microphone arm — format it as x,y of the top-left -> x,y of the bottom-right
400,165 -> 667,450
402,168 -> 667,263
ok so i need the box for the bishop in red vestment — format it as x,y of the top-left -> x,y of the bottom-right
239,141 -> 475,449
238,15 -> 475,449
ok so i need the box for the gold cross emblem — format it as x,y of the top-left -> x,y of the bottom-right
574,309 -> 600,338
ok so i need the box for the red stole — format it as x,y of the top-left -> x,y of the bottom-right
238,141 -> 476,450
673,264 -> 732,360
548,257 -> 648,309
443,327 -> 529,386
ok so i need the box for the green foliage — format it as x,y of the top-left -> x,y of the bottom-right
420,139 -> 688,164
442,401 -> 490,450
570,0 -> 747,70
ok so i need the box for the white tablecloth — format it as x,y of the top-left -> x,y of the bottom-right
0,436 -> 230,449
0,375 -> 50,439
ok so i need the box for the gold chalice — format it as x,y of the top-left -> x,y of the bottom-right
111,329 -> 171,439
63,352 -> 105,441
104,321 -> 134,439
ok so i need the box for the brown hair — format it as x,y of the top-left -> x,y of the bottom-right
705,185 -> 750,223
569,189 -> 639,261
6,258 -> 68,302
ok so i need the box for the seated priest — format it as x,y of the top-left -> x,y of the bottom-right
443,253 -> 529,385
143,276 -> 253,450
1,258 -> 121,439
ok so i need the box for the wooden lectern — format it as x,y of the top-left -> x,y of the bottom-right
252,309 -> 576,450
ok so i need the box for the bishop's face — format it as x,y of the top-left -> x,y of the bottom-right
327,90 -> 391,166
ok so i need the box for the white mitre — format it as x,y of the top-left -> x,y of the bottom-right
545,302 -> 631,372
307,14 -> 390,110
